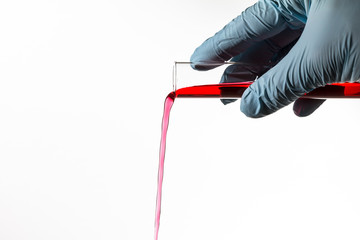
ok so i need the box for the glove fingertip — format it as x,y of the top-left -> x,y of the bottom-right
293,98 -> 326,117
240,88 -> 266,118
190,48 -> 206,70
190,40 -> 224,71
220,99 -> 238,105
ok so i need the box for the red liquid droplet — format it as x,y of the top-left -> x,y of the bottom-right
154,82 -> 360,240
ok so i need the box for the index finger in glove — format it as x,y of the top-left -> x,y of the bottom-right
190,0 -> 304,71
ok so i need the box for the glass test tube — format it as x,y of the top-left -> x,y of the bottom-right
172,61 -> 360,99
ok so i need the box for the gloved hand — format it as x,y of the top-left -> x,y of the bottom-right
190,0 -> 360,118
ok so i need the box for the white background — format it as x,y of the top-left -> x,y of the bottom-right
0,0 -> 360,240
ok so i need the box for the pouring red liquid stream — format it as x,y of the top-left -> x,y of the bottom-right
155,82 -> 360,240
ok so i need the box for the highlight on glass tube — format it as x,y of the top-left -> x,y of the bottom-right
172,61 -> 360,99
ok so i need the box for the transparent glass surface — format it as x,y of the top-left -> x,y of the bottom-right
173,61 -> 240,91
157,63 -> 360,240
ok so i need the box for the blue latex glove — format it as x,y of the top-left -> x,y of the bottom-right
191,0 -> 360,118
